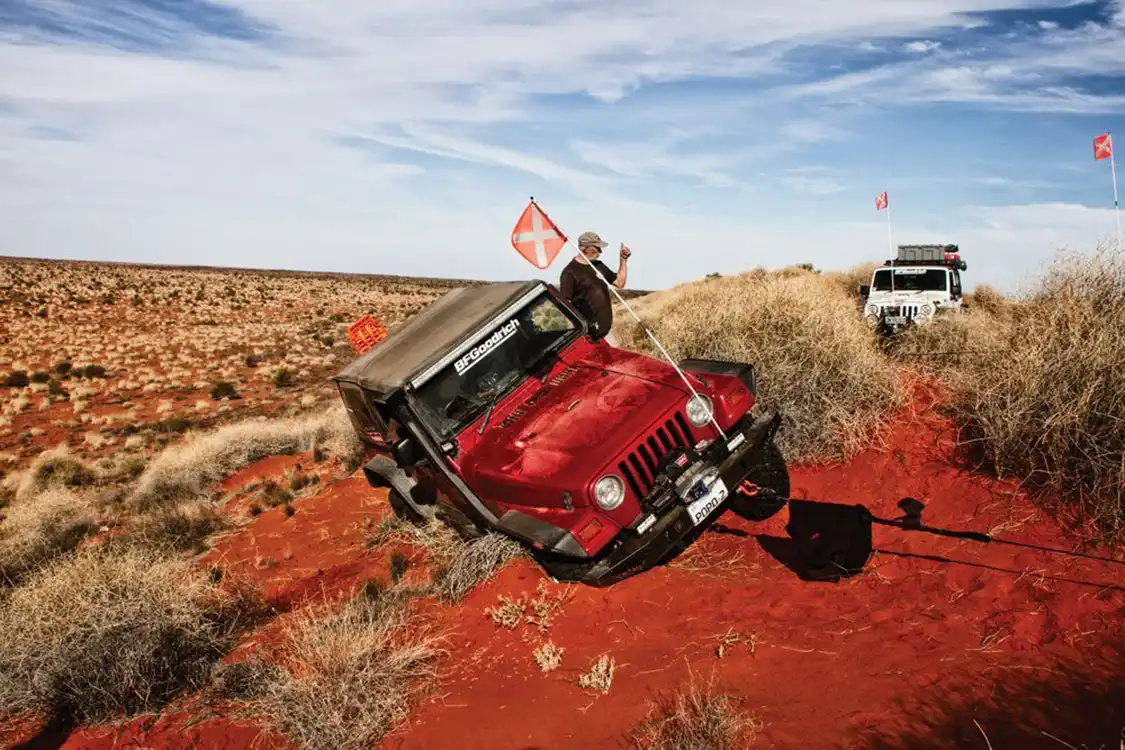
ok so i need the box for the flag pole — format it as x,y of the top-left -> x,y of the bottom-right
886,204 -> 895,257
1110,133 -> 1122,249
530,199 -> 729,440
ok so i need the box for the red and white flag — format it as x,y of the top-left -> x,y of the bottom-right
875,191 -> 888,211
512,200 -> 567,269
1094,133 -> 1113,161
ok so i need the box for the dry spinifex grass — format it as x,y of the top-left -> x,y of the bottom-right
0,544 -> 259,724
255,583 -> 441,750
937,245 -> 1125,541
613,268 -> 906,463
630,673 -> 761,750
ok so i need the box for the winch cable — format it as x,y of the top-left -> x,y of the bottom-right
861,497 -> 1125,567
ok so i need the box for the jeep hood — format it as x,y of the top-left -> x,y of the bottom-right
457,352 -> 695,509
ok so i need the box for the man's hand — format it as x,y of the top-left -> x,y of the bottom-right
620,243 -> 632,261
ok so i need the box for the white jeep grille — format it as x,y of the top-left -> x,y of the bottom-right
884,304 -> 922,321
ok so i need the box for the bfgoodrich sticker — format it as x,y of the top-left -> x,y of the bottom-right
454,319 -> 520,375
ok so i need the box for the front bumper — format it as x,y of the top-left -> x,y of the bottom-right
562,408 -> 783,587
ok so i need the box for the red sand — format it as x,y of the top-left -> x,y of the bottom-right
5,380 -> 1123,750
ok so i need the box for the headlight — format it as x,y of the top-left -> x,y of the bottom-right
920,303 -> 933,316
866,304 -> 879,316
593,475 -> 625,511
865,313 -> 880,328
686,394 -> 713,427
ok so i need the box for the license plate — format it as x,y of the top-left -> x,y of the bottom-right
686,477 -> 728,526
886,316 -> 906,326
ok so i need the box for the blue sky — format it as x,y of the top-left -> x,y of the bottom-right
1,1 -> 1123,294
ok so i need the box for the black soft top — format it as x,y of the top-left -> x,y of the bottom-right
333,279 -> 547,398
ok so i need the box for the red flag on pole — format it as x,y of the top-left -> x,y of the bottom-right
512,199 -> 568,269
875,191 -> 888,211
1094,133 -> 1113,161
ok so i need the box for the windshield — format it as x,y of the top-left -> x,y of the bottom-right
411,293 -> 580,439
874,268 -> 948,292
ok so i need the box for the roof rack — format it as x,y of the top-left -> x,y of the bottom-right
883,244 -> 967,271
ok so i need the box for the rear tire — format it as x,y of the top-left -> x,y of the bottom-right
727,440 -> 790,521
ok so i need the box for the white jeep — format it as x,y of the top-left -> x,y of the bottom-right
860,244 -> 967,334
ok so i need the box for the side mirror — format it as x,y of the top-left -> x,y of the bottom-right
858,284 -> 870,299
392,435 -> 425,467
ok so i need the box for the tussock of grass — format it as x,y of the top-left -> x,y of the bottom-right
0,488 -> 98,587
129,405 -> 363,511
613,269 -> 906,462
374,516 -> 524,603
631,675 -> 760,750
122,500 -> 233,554
256,584 -> 440,750
0,545 -> 259,723
882,312 -> 1003,373
12,445 -> 98,504
941,246 -> 1125,540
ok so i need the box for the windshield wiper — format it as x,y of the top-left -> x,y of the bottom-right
477,378 -> 518,434
478,393 -> 500,434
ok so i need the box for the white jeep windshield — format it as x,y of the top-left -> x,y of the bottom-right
874,268 -> 948,292
411,294 -> 580,439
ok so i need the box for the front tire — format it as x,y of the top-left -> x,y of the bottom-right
727,440 -> 790,521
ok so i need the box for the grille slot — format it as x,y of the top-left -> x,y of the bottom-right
618,413 -> 694,500
886,304 -> 921,320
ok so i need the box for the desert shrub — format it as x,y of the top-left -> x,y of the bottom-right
156,416 -> 193,434
82,364 -> 106,379
631,675 -> 759,750
882,311 -> 1008,373
256,584 -> 440,750
210,381 -> 240,400
612,270 -> 906,462
0,545 -> 257,723
129,405 -> 364,511
822,261 -> 881,303
121,500 -> 232,555
943,246 -> 1125,540
273,368 -> 296,388
12,445 -> 98,504
3,371 -> 29,388
54,361 -> 72,375
964,283 -> 1009,317
30,372 -> 50,384
0,488 -> 98,587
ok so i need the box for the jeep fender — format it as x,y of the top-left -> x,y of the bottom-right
677,358 -> 757,396
361,455 -> 436,521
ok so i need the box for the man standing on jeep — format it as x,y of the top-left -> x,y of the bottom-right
559,231 -> 631,345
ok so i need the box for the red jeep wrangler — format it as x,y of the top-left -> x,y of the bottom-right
333,280 -> 790,586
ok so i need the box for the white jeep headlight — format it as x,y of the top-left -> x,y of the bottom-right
593,475 -> 625,511
866,304 -> 879,316
686,394 -> 713,427
920,303 -> 933,316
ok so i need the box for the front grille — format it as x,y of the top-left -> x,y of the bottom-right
885,304 -> 922,320
618,412 -> 694,501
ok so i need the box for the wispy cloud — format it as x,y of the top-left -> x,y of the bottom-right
0,0 -> 1121,292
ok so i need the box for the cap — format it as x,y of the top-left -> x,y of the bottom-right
577,231 -> 608,248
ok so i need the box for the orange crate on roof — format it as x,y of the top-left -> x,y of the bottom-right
348,314 -> 387,355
